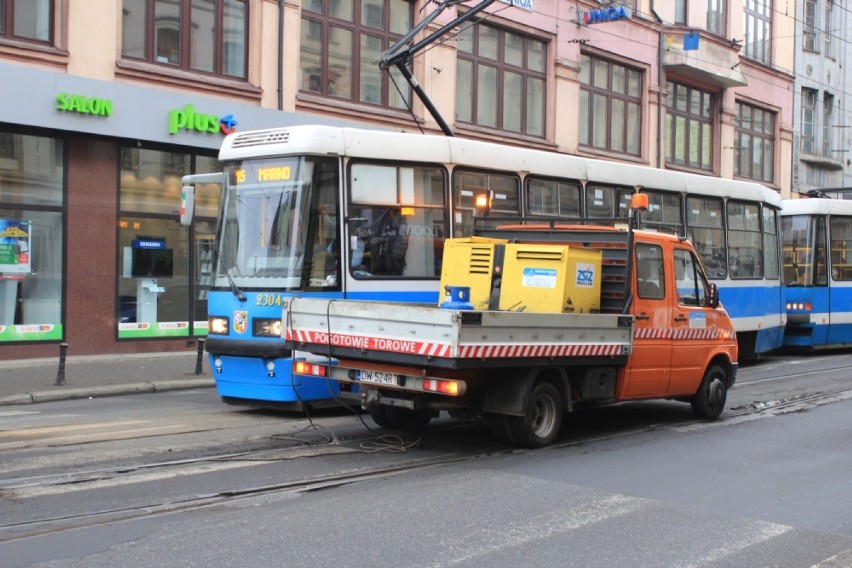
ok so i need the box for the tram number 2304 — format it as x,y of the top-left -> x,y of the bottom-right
256,294 -> 285,307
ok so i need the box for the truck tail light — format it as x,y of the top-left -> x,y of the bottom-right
293,361 -> 327,377
423,379 -> 462,396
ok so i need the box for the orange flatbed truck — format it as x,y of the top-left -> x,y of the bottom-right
285,212 -> 738,448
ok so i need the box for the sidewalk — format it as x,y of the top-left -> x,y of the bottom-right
0,350 -> 215,406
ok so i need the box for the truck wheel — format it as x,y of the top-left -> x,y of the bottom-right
368,405 -> 393,428
507,382 -> 563,448
385,407 -> 432,431
691,364 -> 728,420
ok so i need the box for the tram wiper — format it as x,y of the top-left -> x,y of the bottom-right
226,268 -> 246,302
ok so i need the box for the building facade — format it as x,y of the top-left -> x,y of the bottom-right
0,0 -> 794,360
791,0 -> 851,197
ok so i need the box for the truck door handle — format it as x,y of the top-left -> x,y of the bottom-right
674,315 -> 688,322
635,313 -> 650,321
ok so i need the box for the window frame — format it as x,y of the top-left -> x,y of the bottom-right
801,87 -> 816,155
120,0 -> 248,80
455,22 -> 547,138
734,101 -> 775,183
744,0 -> 772,64
665,81 -> 714,172
707,0 -> 726,36
299,0 -> 413,110
0,0 -> 54,44
578,53 -> 643,157
803,0 -> 817,52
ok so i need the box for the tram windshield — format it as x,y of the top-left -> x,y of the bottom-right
215,157 -> 340,291
782,214 -> 827,287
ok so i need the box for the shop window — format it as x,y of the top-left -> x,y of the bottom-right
118,148 -> 220,339
0,131 -> 64,343
121,0 -> 247,79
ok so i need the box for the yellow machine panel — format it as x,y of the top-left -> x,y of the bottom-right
439,237 -> 507,309
499,244 -> 602,313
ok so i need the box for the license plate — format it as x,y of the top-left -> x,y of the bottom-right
356,369 -> 400,385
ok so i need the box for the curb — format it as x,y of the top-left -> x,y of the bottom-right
0,378 -> 215,406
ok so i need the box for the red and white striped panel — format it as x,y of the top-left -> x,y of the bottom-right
634,328 -> 731,340
286,329 -> 623,359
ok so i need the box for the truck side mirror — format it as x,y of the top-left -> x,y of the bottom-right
180,185 -> 195,227
708,283 -> 720,309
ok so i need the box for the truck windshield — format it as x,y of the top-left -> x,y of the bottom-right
215,156 -> 340,291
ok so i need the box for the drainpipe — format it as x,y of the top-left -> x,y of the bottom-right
650,2 -> 664,169
278,0 -> 285,110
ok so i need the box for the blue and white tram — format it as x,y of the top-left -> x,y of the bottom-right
781,197 -> 852,349
521,158 -> 784,359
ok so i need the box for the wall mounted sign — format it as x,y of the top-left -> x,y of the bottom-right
579,5 -> 631,25
169,104 -> 238,136
56,92 -> 114,116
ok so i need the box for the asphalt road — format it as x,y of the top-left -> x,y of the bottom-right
2,351 -> 852,567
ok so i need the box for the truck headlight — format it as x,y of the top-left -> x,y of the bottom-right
253,318 -> 283,337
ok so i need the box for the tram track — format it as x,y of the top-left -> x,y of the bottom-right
3,370 -> 852,545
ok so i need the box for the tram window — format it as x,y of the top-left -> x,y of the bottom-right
830,217 -> 852,281
586,185 -> 632,219
687,195 -> 726,279
763,207 -> 780,280
642,190 -> 683,235
453,170 -> 520,235
728,201 -> 763,279
349,163 -> 447,279
527,178 -> 581,217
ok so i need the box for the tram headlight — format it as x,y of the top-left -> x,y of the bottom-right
208,316 -> 229,335
785,302 -> 812,311
253,318 -> 283,337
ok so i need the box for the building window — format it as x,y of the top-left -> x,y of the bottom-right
0,0 -> 53,43
665,81 -> 713,171
0,131 -> 64,343
707,0 -> 726,35
121,0 -> 248,79
823,92 -> 834,157
824,1 -> 833,57
456,23 -> 546,137
300,0 -> 412,110
118,149 -> 220,339
735,102 -> 775,183
801,88 -> 816,155
579,54 -> 642,156
803,0 -> 817,52
744,0 -> 772,64
675,0 -> 687,24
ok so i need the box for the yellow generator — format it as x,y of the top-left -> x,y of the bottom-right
440,238 -> 602,313
440,236 -> 507,310
499,243 -> 601,313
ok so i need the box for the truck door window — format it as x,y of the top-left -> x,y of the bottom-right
674,248 -> 710,306
635,243 -> 665,299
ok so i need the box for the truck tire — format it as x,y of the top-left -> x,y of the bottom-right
507,381 -> 563,448
385,406 -> 432,431
691,364 -> 728,420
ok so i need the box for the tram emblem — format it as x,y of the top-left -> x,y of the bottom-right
233,310 -> 248,334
